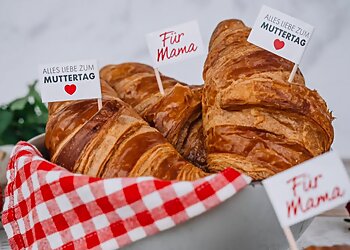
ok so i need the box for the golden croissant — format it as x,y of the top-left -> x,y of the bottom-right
100,63 -> 207,170
45,80 -> 208,181
202,19 -> 334,180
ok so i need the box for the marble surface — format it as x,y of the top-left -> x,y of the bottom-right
298,216 -> 350,248
0,0 -> 350,158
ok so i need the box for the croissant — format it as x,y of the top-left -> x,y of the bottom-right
100,63 -> 207,170
202,19 -> 334,180
45,80 -> 208,181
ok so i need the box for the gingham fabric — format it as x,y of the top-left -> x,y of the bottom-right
2,142 -> 251,250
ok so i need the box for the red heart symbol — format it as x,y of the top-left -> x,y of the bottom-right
64,84 -> 76,95
273,39 -> 285,50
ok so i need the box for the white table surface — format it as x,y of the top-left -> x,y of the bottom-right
298,216 -> 350,248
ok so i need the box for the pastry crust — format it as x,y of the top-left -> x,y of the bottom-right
45,80 -> 208,181
202,19 -> 334,180
46,19 -> 334,181
100,63 -> 207,170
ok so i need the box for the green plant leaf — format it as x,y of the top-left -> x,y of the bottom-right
0,126 -> 19,144
0,80 -> 48,145
0,109 -> 13,135
9,97 -> 27,111
29,81 -> 48,112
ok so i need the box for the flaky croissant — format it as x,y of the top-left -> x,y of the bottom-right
45,80 -> 208,181
100,63 -> 207,170
202,19 -> 334,180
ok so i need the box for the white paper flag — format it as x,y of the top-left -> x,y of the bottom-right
248,5 -> 314,63
39,60 -> 101,103
263,151 -> 350,227
146,20 -> 204,67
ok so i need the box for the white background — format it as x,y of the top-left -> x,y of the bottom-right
0,0 -> 350,159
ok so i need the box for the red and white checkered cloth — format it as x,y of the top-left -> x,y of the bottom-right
2,142 -> 251,249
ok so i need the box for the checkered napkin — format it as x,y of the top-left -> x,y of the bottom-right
2,142 -> 251,250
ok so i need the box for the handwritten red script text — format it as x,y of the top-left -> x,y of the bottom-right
286,174 -> 344,218
157,31 -> 197,62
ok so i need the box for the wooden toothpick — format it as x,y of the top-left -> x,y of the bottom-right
288,63 -> 299,83
153,67 -> 165,95
283,227 -> 299,250
97,98 -> 102,111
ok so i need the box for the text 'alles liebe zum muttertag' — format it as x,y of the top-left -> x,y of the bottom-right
248,5 -> 314,64
39,60 -> 101,103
